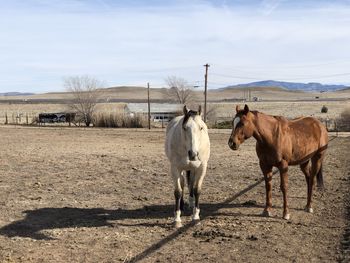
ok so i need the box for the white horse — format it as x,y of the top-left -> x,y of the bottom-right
165,105 -> 210,228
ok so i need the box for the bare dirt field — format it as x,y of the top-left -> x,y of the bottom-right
0,126 -> 349,262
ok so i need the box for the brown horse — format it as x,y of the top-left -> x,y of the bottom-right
228,105 -> 328,220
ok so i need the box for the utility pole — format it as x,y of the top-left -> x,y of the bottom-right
203,63 -> 210,123
147,82 -> 151,130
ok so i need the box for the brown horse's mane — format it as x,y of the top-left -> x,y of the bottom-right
251,110 -> 289,123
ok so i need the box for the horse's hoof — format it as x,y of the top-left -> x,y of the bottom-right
192,208 -> 200,221
192,216 -> 200,221
192,215 -> 200,221
283,213 -> 291,220
174,221 -> 183,228
305,207 -> 313,213
262,210 -> 273,217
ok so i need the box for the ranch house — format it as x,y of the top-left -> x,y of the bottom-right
124,103 -> 182,122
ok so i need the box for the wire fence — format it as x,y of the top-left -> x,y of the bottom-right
1,111 -> 349,132
320,118 -> 350,133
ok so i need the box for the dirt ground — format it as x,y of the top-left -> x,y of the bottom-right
0,126 -> 349,263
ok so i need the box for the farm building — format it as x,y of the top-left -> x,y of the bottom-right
38,112 -> 76,123
125,103 -> 182,122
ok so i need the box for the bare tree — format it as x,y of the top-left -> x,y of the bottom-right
64,75 -> 104,127
206,104 -> 219,123
165,76 -> 194,104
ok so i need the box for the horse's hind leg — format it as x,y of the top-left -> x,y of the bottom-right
187,170 -> 195,209
192,163 -> 207,222
278,160 -> 290,220
306,155 -> 324,213
300,161 -> 313,213
180,174 -> 185,212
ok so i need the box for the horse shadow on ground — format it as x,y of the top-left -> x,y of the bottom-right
0,178 -> 272,241
0,200 -> 265,240
0,178 -> 297,262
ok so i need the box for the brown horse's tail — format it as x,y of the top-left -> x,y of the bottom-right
317,164 -> 324,190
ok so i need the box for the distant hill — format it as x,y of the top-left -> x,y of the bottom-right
0,92 -> 35,96
224,80 -> 348,92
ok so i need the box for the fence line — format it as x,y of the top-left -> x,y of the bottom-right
1,112 -> 349,132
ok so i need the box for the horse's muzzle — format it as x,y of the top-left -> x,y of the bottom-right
228,139 -> 239,150
188,150 -> 199,161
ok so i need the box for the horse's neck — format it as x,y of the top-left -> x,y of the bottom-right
253,112 -> 281,146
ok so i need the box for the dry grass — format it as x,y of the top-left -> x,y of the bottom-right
207,100 -> 350,121
93,113 -> 148,128
0,89 -> 349,127
338,107 -> 350,131
1,86 -> 349,102
0,103 -> 126,125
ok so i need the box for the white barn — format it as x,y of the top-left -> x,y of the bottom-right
125,103 -> 183,122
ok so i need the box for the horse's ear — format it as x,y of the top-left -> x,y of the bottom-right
236,105 -> 240,113
198,105 -> 202,115
183,105 -> 189,115
243,104 -> 250,114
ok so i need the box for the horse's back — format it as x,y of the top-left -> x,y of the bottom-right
282,116 -> 328,164
289,116 -> 328,146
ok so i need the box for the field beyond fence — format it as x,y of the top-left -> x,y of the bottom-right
0,101 -> 349,131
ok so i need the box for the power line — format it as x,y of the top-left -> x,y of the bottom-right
214,60 -> 350,70
211,73 -> 261,80
211,72 -> 350,81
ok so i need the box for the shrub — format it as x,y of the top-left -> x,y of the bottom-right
93,113 -> 148,128
321,105 -> 328,113
210,120 -> 232,129
341,107 -> 350,120
339,108 -> 350,132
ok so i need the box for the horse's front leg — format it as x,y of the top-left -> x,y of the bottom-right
192,162 -> 207,222
279,160 -> 290,220
171,165 -> 183,228
260,161 -> 273,217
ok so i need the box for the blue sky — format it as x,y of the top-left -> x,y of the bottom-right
1,0 -> 350,93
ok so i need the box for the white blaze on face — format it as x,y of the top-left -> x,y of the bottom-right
187,119 -> 200,155
233,117 -> 241,130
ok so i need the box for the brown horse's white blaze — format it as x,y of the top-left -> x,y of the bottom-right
228,104 -> 328,220
165,105 -> 210,228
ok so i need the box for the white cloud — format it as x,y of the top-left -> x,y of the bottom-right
260,0 -> 284,15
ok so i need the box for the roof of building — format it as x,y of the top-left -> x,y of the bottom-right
125,103 -> 183,113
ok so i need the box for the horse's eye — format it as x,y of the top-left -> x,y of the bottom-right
200,127 -> 203,131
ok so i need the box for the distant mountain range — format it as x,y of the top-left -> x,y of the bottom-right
1,80 -> 349,96
0,92 -> 35,96
225,80 -> 348,92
